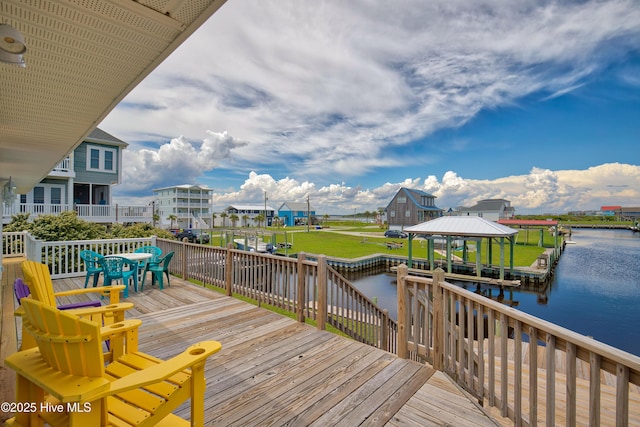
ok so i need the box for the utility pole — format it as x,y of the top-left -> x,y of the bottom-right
264,191 -> 268,229
307,195 -> 310,233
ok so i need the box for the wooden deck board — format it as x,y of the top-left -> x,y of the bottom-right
1,261 -> 499,426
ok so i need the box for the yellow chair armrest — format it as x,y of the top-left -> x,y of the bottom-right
99,319 -> 142,339
66,302 -> 133,318
14,305 -> 25,317
86,341 -> 221,400
54,285 -> 126,304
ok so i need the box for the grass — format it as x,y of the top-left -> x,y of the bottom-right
199,220 -> 575,268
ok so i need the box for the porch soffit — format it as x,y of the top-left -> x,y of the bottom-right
0,0 -> 227,193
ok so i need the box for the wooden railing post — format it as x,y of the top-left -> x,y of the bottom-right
432,268 -> 445,370
225,243 -> 233,296
296,252 -> 306,323
381,309 -> 389,352
397,263 -> 408,359
316,255 -> 327,330
181,240 -> 188,281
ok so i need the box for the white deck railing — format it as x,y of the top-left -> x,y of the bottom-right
23,234 -> 155,278
2,231 -> 26,258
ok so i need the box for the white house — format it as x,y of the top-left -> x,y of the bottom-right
224,204 -> 276,227
153,184 -> 213,230
455,199 -> 515,221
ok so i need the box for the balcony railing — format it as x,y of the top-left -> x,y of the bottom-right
2,203 -> 152,223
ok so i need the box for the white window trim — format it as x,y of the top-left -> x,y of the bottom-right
86,145 -> 117,172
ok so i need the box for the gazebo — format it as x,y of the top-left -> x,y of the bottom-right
404,216 -> 519,281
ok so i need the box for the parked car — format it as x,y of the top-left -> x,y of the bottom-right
175,229 -> 210,243
384,229 -> 408,238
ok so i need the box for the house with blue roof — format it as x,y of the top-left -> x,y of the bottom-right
385,187 -> 443,230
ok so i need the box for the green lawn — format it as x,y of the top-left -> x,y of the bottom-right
204,221 -> 566,268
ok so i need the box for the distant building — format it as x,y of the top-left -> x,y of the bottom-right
455,199 -> 515,221
278,202 -> 315,227
601,206 -> 622,218
386,187 -> 443,230
153,184 -> 213,230
602,206 -> 640,221
621,207 -> 640,220
225,204 -> 276,227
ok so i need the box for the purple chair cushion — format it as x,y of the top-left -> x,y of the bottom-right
13,278 -> 30,301
14,278 -> 101,310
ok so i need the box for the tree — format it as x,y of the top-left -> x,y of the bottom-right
211,213 -> 216,229
230,214 -> 239,227
254,213 -> 265,228
323,214 -> 330,225
242,214 -> 249,227
167,214 -> 177,229
220,212 -> 228,228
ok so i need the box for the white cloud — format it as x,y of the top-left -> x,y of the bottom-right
198,163 -> 640,215
101,0 -> 640,183
118,131 -> 248,193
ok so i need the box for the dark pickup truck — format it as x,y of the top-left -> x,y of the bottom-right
175,229 -> 210,244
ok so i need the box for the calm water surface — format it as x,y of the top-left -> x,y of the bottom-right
349,228 -> 640,356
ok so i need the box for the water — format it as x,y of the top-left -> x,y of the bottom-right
349,228 -> 640,356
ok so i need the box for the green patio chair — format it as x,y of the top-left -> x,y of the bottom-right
146,251 -> 174,290
79,249 -> 104,288
98,256 -> 138,298
134,245 -> 162,287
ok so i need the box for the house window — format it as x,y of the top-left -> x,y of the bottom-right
86,145 -> 116,172
104,151 -> 113,170
397,196 -> 406,204
406,210 -> 411,217
390,210 -> 396,218
33,187 -> 44,204
90,149 -> 100,169
50,188 -> 61,204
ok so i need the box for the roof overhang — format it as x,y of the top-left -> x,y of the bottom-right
0,0 -> 227,193
405,216 -> 519,238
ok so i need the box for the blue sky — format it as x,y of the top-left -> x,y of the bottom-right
100,0 -> 640,215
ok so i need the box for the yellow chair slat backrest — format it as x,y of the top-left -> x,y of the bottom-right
21,297 -> 105,378
22,260 -> 57,307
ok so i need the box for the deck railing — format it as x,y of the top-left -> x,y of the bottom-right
2,231 -> 26,258
156,238 -> 398,353
396,264 -> 640,426
24,234 -> 155,278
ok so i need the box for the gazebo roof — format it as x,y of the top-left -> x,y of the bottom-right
404,216 -> 518,237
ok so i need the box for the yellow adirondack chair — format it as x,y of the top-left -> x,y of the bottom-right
19,260 -> 135,361
5,298 -> 221,427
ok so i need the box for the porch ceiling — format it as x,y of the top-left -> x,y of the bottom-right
0,0 -> 227,193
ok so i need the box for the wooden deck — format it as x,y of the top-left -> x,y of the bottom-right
1,258 -> 500,426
